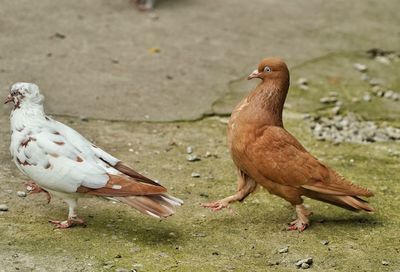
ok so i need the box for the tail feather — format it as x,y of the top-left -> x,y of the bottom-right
305,191 -> 374,212
115,194 -> 183,218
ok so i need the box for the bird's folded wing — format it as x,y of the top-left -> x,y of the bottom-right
17,129 -> 109,192
246,127 -> 372,196
77,174 -> 166,197
53,119 -> 164,188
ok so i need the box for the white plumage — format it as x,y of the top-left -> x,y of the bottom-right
6,82 -> 182,228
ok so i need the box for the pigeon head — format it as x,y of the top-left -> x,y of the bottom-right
247,57 -> 289,81
4,82 -> 44,108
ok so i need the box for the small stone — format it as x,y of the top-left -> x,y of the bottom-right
295,257 -> 313,268
191,172 -> 201,178
331,106 -> 341,115
369,78 -> 382,86
148,47 -> 160,54
186,146 -> 193,154
297,78 -> 309,90
321,240 -> 329,245
371,85 -> 381,94
353,63 -> 367,72
320,97 -> 338,104
375,56 -> 390,64
0,204 -> 8,211
79,116 -> 89,122
362,94 -> 371,102
297,78 -> 308,86
103,260 -> 114,269
301,263 -> 310,269
299,85 -> 309,91
384,90 -> 394,99
17,191 -> 27,197
278,246 -> 289,254
186,154 -> 201,162
386,127 -> 400,140
115,269 -> 129,272
381,260 -> 389,266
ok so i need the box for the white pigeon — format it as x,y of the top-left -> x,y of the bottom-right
5,82 -> 183,228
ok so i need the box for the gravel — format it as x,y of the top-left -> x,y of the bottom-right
321,240 -> 329,245
186,154 -> 201,162
295,257 -> 313,269
320,96 -> 338,104
278,246 -> 289,254
353,63 -> 367,72
309,113 -> 400,144
297,78 -> 309,90
0,204 -> 8,211
17,191 -> 27,197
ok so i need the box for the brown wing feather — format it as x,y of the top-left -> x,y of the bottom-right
77,174 -> 166,197
242,126 -> 373,196
114,161 -> 165,188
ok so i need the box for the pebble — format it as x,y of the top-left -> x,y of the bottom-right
278,246 -> 289,254
353,63 -> 367,72
17,191 -> 27,197
186,146 -> 193,154
381,260 -> 389,266
0,204 -> 9,211
362,94 -> 371,102
295,257 -> 313,269
297,78 -> 309,90
321,240 -> 329,245
310,113 -> 400,144
375,56 -> 391,64
320,97 -> 338,104
301,263 -> 310,269
186,154 -> 201,162
191,172 -> 201,178
384,90 -> 394,99
115,269 -> 129,272
369,78 -> 382,86
79,116 -> 89,122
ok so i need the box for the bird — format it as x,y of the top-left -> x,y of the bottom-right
132,0 -> 155,11
5,82 -> 182,228
202,58 -> 374,231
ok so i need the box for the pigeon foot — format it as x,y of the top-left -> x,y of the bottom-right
287,204 -> 312,232
49,216 -> 86,229
201,201 -> 229,211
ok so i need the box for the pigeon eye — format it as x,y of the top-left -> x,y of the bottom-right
264,66 -> 272,73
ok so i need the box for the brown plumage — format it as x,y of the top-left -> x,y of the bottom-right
202,57 -> 374,231
77,163 -> 182,219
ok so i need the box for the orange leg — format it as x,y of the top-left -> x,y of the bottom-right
287,204 -> 313,232
202,170 -> 257,211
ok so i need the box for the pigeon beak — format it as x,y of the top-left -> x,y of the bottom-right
247,69 -> 262,80
4,94 -> 13,104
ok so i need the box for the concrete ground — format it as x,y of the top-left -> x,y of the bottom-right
0,0 -> 399,121
0,1 -> 400,271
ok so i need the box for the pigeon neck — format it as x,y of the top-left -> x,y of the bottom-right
10,103 -> 47,130
251,79 -> 289,127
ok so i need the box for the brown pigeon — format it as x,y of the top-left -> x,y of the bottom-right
202,58 -> 374,231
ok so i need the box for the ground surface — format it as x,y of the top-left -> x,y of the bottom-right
0,1 -> 400,272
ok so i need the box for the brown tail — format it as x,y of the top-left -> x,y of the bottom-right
305,191 -> 374,212
115,194 -> 183,218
